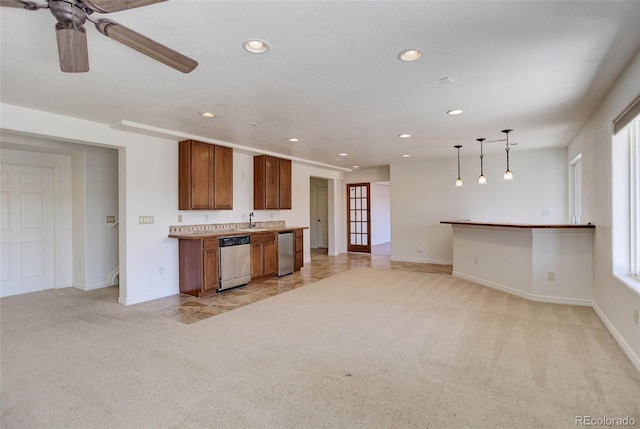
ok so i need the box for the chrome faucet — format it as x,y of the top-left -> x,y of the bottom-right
249,212 -> 255,228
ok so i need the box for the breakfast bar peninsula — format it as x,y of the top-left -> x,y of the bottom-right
441,221 -> 595,306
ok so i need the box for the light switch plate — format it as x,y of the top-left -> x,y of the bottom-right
106,215 -> 116,224
139,216 -> 154,224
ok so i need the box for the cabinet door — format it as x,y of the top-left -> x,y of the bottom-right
264,237 -> 277,276
264,156 -> 280,209
279,158 -> 292,209
190,141 -> 214,209
213,145 -> 233,209
203,248 -> 219,291
294,229 -> 304,270
251,242 -> 265,278
253,155 -> 266,210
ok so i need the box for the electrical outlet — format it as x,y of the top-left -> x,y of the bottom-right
417,244 -> 423,253
474,256 -> 478,264
547,272 -> 555,281
634,307 -> 639,324
158,266 -> 164,275
542,209 -> 550,217
139,216 -> 154,224
204,214 -> 209,222
106,215 -> 116,224
178,214 -> 183,223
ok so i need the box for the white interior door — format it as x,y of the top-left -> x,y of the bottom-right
1,164 -> 55,297
316,186 -> 329,248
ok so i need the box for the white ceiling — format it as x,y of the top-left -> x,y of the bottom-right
1,1 -> 639,170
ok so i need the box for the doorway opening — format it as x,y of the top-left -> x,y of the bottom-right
345,181 -> 391,255
310,177 -> 329,258
0,136 -> 119,300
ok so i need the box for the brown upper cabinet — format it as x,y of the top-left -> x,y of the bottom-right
254,155 -> 292,210
179,140 -> 233,210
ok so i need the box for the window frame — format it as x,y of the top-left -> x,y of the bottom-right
612,114 -> 640,290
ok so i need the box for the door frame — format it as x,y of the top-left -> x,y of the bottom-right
346,182 -> 371,253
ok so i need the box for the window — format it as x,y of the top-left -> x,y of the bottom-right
612,104 -> 640,284
569,153 -> 582,224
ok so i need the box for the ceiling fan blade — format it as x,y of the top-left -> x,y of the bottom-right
0,0 -> 41,9
80,0 -> 166,13
95,19 -> 198,73
55,24 -> 89,72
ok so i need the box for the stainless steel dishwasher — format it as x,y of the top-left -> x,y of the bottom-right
278,231 -> 294,276
218,235 -> 251,291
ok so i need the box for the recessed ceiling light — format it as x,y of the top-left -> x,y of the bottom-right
338,153 -> 348,157
439,77 -> 454,85
199,112 -> 216,118
243,39 -> 269,54
287,138 -> 299,142
447,109 -> 464,116
352,165 -> 359,169
401,154 -> 411,158
399,133 -> 411,139
398,48 -> 423,62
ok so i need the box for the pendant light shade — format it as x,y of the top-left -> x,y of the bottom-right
454,145 -> 463,187
502,129 -> 514,181
477,137 -> 487,185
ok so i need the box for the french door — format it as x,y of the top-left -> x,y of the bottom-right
347,183 -> 371,253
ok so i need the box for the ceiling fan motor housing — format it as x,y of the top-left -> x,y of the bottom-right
50,0 -> 87,29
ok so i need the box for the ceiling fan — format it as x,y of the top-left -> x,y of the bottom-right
1,0 -> 198,73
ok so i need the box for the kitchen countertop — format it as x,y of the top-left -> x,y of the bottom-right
168,226 -> 307,240
440,220 -> 595,229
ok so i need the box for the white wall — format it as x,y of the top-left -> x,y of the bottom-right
370,182 -> 390,246
344,165 -> 390,184
0,103 -> 344,304
567,49 -> 640,370
390,147 -> 568,264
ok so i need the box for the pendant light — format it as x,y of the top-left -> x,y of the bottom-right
477,138 -> 487,184
502,129 -> 514,181
454,145 -> 463,187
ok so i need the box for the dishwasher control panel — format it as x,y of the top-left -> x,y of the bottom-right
219,235 -> 251,247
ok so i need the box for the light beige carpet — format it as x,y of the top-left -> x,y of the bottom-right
2,268 -> 639,429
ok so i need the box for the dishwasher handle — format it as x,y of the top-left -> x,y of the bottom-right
219,235 -> 251,247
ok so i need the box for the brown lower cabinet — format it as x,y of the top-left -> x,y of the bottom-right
178,238 -> 219,297
176,229 -> 304,296
294,229 -> 304,271
251,232 -> 277,279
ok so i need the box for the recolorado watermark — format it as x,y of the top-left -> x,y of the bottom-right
576,416 -> 637,426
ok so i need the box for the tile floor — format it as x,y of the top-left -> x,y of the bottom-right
133,248 -> 453,324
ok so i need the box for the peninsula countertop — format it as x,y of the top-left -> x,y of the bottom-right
440,220 -> 595,229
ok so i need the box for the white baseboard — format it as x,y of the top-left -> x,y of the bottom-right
391,257 -> 453,265
119,287 -> 178,305
453,272 -> 640,373
453,271 -> 592,306
592,302 -> 640,373
73,281 -> 112,291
